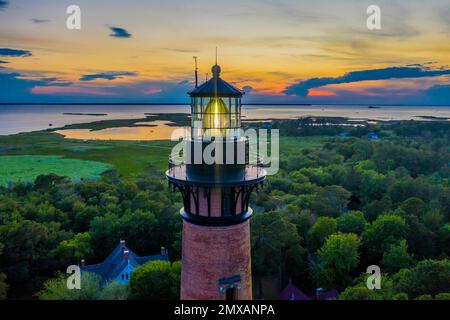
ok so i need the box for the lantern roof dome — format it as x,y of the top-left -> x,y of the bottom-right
188,64 -> 244,98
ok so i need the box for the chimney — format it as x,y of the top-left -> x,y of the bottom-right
120,240 -> 126,248
81,259 -> 86,267
123,250 -> 129,260
316,288 -> 324,300
161,246 -> 166,256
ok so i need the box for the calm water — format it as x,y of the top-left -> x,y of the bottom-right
0,104 -> 449,137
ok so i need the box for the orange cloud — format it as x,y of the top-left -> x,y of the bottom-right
308,89 -> 337,97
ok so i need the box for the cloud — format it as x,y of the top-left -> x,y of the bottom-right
0,60 -> 8,64
39,77 -> 72,87
0,48 -> 32,57
0,72 -> 50,101
108,26 -> 132,39
0,1 -> 7,11
284,65 -> 450,96
242,86 -> 253,93
80,71 -> 137,81
32,78 -> 194,103
424,84 -> 450,105
30,18 -> 51,24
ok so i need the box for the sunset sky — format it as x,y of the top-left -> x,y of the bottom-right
0,0 -> 450,104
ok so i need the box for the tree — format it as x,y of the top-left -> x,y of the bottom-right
394,259 -> 450,299
404,215 -> 437,259
89,213 -> 120,259
435,293 -> 450,300
54,232 -> 93,265
362,197 -> 392,222
399,197 -> 426,217
362,214 -> 408,261
33,174 -> 70,191
267,177 -> 293,193
116,210 -> 158,255
381,240 -> 415,274
130,260 -> 181,300
439,224 -> 450,257
414,294 -> 433,300
38,272 -> 102,300
311,185 -> 351,217
0,243 -> 7,300
73,203 -> 101,232
340,273 -> 396,300
307,217 -> 337,251
388,177 -> 435,205
101,281 -> 130,300
298,167 -> 331,186
297,210 -> 314,240
353,162 -> 386,203
38,273 -> 130,300
314,233 -> 361,289
340,286 -> 382,300
0,220 -> 71,292
251,212 -> 307,292
337,211 -> 366,235
0,273 -> 7,300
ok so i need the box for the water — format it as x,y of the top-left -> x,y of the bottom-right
0,105 -> 189,136
0,104 -> 449,136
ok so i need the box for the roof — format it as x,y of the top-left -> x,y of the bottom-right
279,282 -> 312,300
81,244 -> 168,283
188,64 -> 243,98
319,289 -> 340,300
279,282 -> 340,300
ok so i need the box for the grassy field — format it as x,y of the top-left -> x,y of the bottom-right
0,155 -> 113,186
0,131 -> 176,179
0,129 -> 327,183
279,135 -> 327,154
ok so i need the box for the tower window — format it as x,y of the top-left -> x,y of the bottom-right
222,188 -> 233,216
225,287 -> 236,301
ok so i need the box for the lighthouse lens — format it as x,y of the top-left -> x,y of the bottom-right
203,98 -> 230,137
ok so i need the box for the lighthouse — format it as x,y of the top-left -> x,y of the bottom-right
166,63 -> 266,300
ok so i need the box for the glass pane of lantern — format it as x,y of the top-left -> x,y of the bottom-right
230,112 -> 236,128
231,98 -> 237,114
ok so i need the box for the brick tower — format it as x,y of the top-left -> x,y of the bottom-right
166,63 -> 266,300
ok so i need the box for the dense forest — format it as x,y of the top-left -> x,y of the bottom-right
0,119 -> 449,300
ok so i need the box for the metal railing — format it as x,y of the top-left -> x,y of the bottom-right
167,153 -> 266,181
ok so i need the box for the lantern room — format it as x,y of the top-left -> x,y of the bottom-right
188,64 -> 243,139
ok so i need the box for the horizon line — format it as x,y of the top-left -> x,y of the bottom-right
1,103 -> 450,107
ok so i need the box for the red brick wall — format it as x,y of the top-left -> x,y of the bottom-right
235,189 -> 243,213
180,219 -> 252,300
190,187 -> 222,217
209,188 -> 222,217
